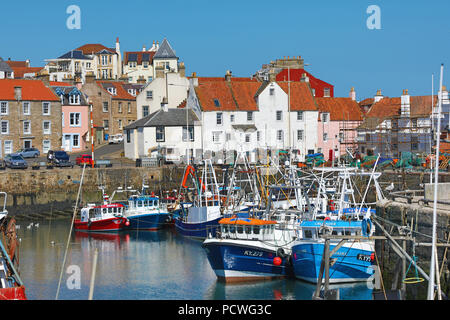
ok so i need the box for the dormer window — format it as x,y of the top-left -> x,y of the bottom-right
107,87 -> 117,95
128,89 -> 136,96
69,94 -> 80,105
213,99 -> 220,107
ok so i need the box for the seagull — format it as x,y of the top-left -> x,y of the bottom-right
385,182 -> 395,192
34,223 -> 39,228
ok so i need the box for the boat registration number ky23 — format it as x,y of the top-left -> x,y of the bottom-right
357,254 -> 371,262
243,250 -> 263,257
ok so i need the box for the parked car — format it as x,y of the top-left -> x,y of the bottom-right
52,150 -> 73,167
75,154 -> 94,166
108,134 -> 124,144
3,154 -> 28,169
17,148 -> 40,158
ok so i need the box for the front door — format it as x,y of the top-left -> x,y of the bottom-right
64,135 -> 71,152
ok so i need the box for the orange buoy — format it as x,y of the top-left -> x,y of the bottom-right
273,257 -> 282,266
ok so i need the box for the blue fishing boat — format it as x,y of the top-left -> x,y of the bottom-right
124,195 -> 171,230
202,211 -> 299,282
175,159 -> 223,238
291,219 -> 375,284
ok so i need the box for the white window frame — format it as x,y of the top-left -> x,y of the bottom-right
72,134 -> 80,148
297,130 -> 304,141
103,102 -> 109,112
69,112 -> 81,127
1,121 -> 9,134
146,91 -> 153,100
42,102 -> 51,115
4,140 -> 12,155
23,120 -> 31,135
22,102 -> 30,115
212,131 -> 221,143
0,101 -> 9,115
277,130 -> 283,142
276,110 -> 283,121
69,95 -> 80,105
297,111 -> 304,121
43,120 -> 51,134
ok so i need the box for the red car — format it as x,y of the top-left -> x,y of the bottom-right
75,154 -> 94,166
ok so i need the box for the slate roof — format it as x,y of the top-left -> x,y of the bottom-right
125,108 -> 199,130
50,85 -> 89,105
0,58 -> 13,72
153,39 -> 177,59
124,51 -> 155,65
57,50 -> 91,60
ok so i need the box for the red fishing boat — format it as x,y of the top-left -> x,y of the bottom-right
74,192 -> 130,232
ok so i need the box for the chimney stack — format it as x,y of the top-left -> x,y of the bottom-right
350,87 -> 356,101
374,89 -> 383,103
225,70 -> 232,82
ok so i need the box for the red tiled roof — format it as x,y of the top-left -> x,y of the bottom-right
410,95 -> 437,116
5,60 -> 28,68
278,82 -> 318,111
11,67 -> 43,78
315,97 -> 363,121
0,79 -> 60,101
96,81 -> 136,100
195,77 -> 260,111
76,44 -> 116,55
49,81 -> 73,87
177,99 -> 187,109
359,98 -> 374,106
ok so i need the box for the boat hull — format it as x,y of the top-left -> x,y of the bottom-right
175,217 -> 222,238
291,241 -> 375,284
126,212 -> 170,230
202,239 -> 294,282
0,286 -> 27,300
74,217 -> 128,232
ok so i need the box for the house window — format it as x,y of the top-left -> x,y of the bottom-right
4,141 -> 12,155
297,111 -> 303,121
230,114 -> 235,123
1,121 -> 9,134
128,103 -> 131,113
143,61 -> 149,68
212,131 -> 221,143
148,76 -> 153,82
0,102 -> 8,115
322,113 -> 329,123
156,126 -> 165,142
43,121 -> 51,134
245,134 -> 251,143
103,102 -> 109,112
102,69 -> 108,79
23,140 -> 32,149
183,126 -> 194,141
101,55 -> 108,66
72,135 -> 79,147
107,87 -> 116,95
118,102 -> 122,113
323,133 -> 328,142
269,88 -> 275,96
126,130 -> 131,143
247,112 -> 253,121
276,110 -> 282,121
257,131 -> 260,142
103,120 -> 109,130
70,113 -> 81,126
226,133 -> 231,141
118,119 -> 122,130
43,140 -> 51,154
23,102 -> 30,115
297,130 -> 304,141
213,99 -> 220,107
23,121 -> 31,134
216,113 -> 223,125
324,88 -> 330,97
142,106 -> 149,117
69,95 -> 80,104
277,130 -> 283,141
146,91 -> 153,99
86,62 -> 91,68
42,102 -> 51,115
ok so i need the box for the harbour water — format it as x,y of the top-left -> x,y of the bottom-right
16,218 -> 374,300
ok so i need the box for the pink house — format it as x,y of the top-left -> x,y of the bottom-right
315,89 -> 363,160
51,82 -> 90,152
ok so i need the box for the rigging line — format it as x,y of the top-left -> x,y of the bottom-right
55,163 -> 86,300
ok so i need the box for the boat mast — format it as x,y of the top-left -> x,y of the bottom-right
427,63 -> 444,300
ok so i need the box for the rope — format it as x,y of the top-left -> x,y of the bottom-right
55,163 -> 86,300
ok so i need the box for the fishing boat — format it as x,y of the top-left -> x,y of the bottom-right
124,194 -> 171,230
291,218 -> 376,284
290,161 -> 383,284
74,190 -> 130,232
202,210 -> 299,282
175,159 -> 222,238
0,192 -> 27,300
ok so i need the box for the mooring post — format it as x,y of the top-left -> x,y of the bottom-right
324,239 -> 330,293
88,247 -> 99,300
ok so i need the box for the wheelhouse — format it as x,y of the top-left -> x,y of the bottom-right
297,220 -> 369,240
80,203 -> 124,222
127,196 -> 159,210
218,216 -> 277,241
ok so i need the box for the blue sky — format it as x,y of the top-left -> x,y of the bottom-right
0,0 -> 449,100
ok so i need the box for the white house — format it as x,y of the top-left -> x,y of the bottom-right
122,41 -> 159,84
124,108 -> 201,162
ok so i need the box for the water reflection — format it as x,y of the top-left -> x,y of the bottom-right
16,219 -> 372,300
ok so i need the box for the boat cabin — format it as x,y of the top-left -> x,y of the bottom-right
80,203 -> 124,222
218,216 -> 277,241
127,196 -> 160,211
297,220 -> 372,240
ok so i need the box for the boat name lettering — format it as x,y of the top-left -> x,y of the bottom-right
243,250 -> 263,257
357,254 -> 371,262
